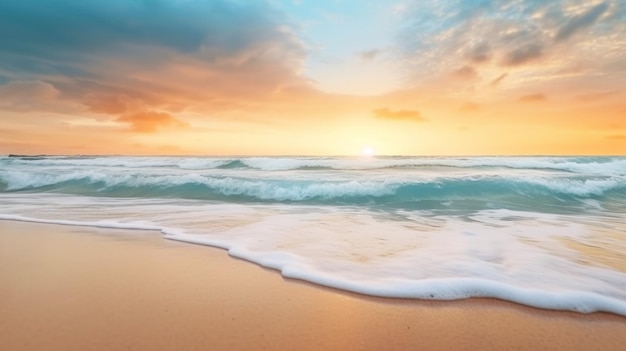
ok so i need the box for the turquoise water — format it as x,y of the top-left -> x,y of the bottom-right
1,155 -> 624,212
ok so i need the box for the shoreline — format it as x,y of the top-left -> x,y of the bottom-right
1,220 -> 625,350
4,214 -> 626,316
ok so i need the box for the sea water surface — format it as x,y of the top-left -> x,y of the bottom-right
1,155 -> 625,315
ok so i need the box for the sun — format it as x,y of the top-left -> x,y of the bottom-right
361,146 -> 374,156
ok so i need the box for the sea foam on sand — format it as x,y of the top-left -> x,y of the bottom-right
2,193 -> 626,316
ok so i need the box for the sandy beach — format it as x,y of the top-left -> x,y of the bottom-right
1,220 -> 625,351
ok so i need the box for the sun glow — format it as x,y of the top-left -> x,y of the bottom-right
361,146 -> 374,156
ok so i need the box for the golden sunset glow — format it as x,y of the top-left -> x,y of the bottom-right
0,0 -> 625,155
362,147 -> 374,156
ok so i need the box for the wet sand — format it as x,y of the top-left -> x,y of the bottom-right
1,220 -> 625,350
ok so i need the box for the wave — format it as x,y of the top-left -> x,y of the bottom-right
2,155 -> 625,174
2,212 -> 626,316
1,170 -> 624,211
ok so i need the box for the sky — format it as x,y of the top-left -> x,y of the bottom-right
0,0 -> 625,156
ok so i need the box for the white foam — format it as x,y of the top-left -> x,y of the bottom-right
2,195 -> 626,316
0,213 -> 163,231
177,158 -> 233,170
197,156 -> 626,174
519,176 -> 626,196
2,167 -> 624,200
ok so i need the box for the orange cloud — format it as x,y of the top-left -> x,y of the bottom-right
519,93 -> 547,103
373,108 -> 424,121
575,91 -> 619,102
117,111 -> 188,133
459,102 -> 480,112
84,93 -> 149,115
0,0 -> 313,136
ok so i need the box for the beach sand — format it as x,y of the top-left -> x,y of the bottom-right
1,220 -> 625,350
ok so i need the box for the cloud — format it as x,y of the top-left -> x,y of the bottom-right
555,2 -> 609,42
0,0 -> 310,130
519,93 -> 548,102
0,79 -> 77,112
358,49 -> 381,61
606,134 -> 626,140
459,102 -> 480,112
467,42 -> 491,64
117,111 -> 188,133
84,93 -> 149,115
450,66 -> 477,80
0,80 -> 59,100
575,90 -> 619,102
501,43 -> 544,66
399,0 -> 624,90
373,108 -> 425,121
489,73 -> 508,87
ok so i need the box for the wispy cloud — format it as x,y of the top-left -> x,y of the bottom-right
0,79 -> 80,113
519,93 -> 548,102
0,80 -> 60,109
489,73 -> 508,87
554,2 -> 609,43
501,43 -> 544,66
373,107 -> 425,121
398,0 -> 624,94
358,49 -> 381,61
450,66 -> 478,81
575,90 -> 619,102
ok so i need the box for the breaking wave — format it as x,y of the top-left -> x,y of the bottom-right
1,169 -> 624,211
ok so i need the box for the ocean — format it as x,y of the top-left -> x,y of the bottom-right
1,155 -> 625,315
